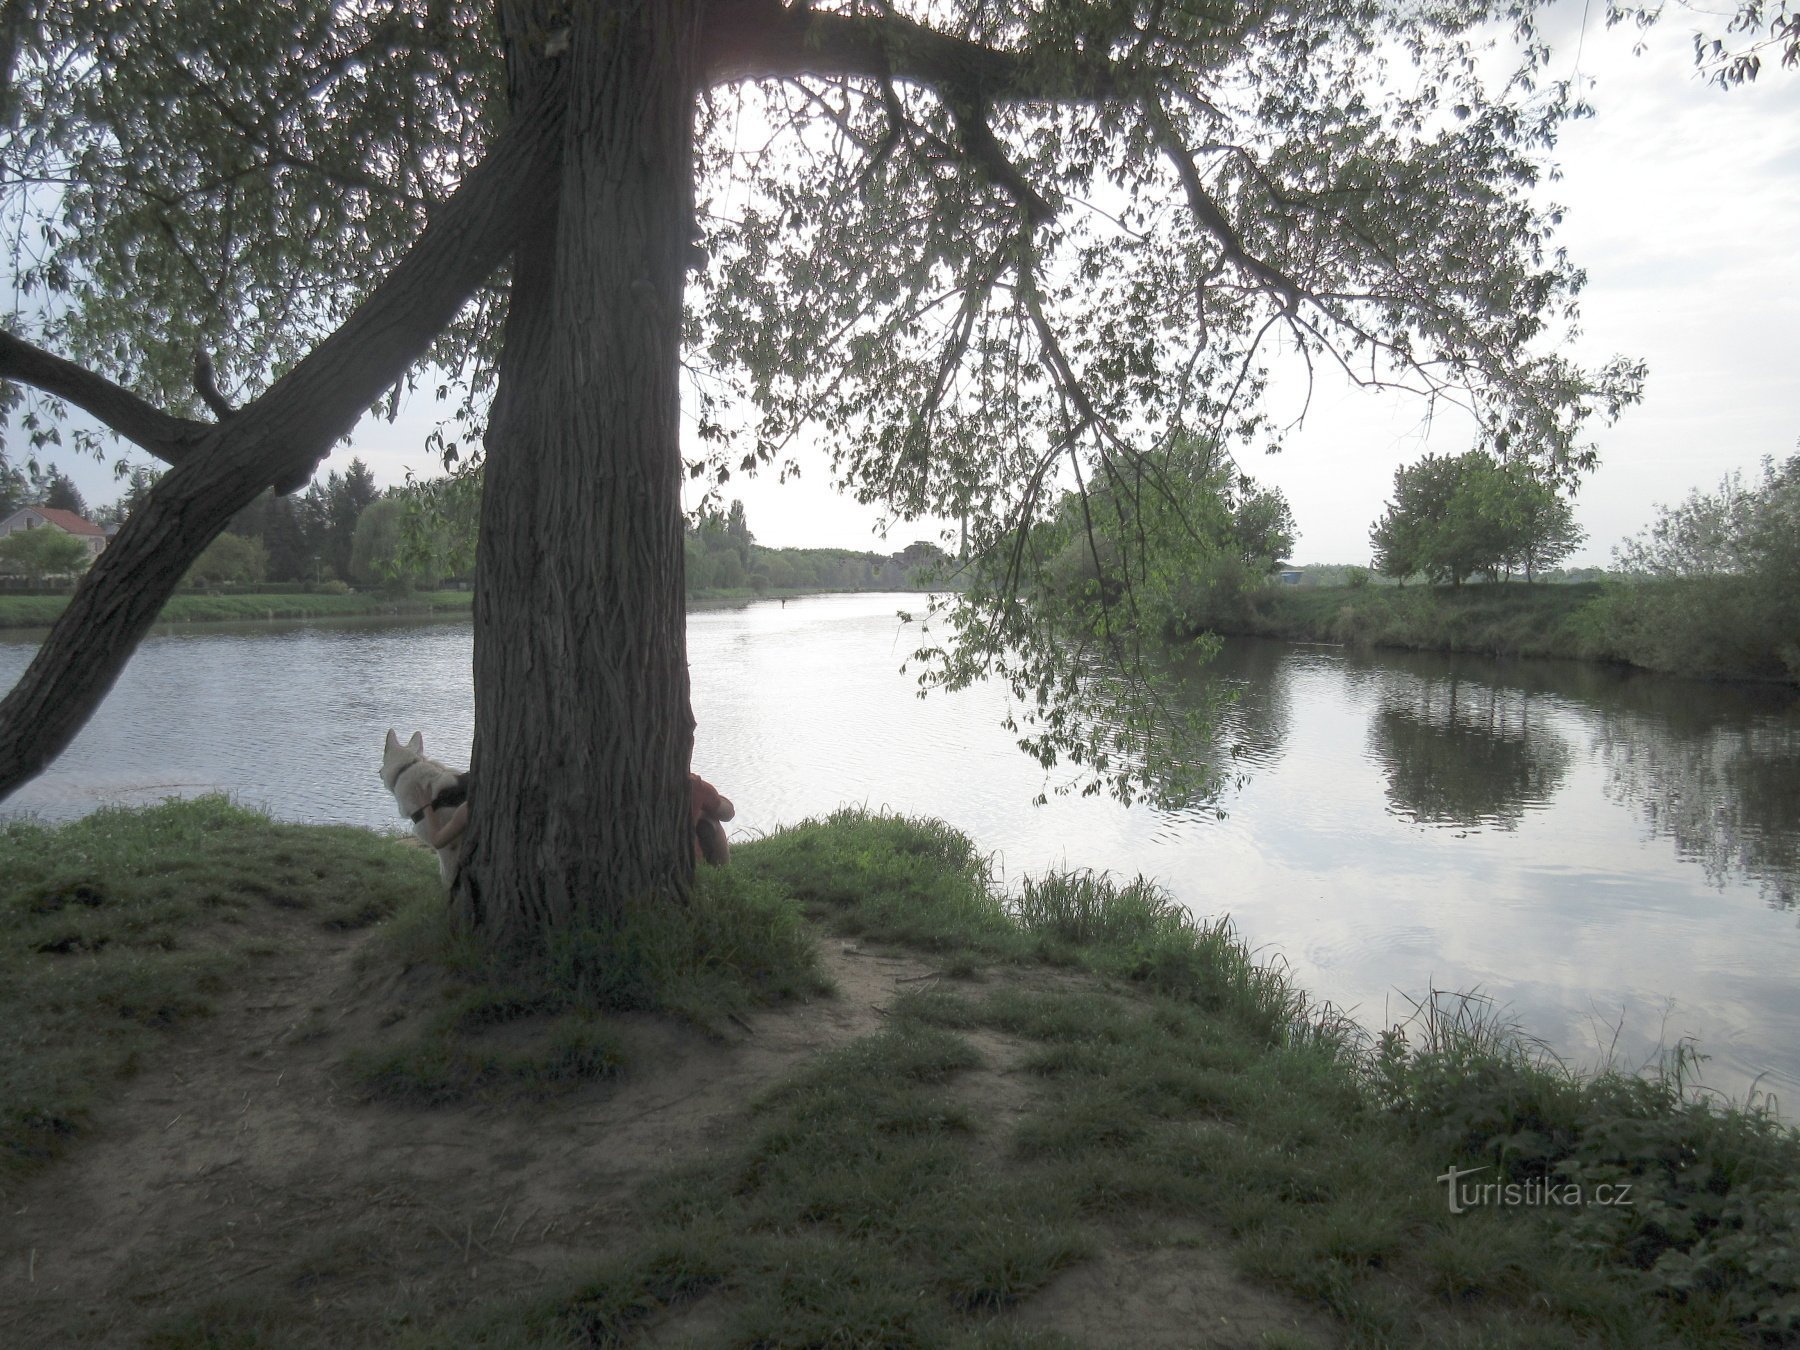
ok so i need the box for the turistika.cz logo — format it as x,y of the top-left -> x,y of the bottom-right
1436,1164 -> 1635,1215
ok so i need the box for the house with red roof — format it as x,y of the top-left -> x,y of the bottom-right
0,505 -> 109,557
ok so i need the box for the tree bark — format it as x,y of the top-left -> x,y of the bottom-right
454,0 -> 702,944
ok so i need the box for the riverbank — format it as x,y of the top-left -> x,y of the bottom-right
0,585 -> 940,629
1212,580 -> 1799,685
0,589 -> 476,628
4,800 -> 1795,1346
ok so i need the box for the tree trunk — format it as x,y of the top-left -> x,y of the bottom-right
453,1 -> 701,946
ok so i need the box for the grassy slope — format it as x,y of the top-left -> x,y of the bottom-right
6,802 -> 1798,1347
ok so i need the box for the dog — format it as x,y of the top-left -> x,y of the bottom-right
380,729 -> 467,885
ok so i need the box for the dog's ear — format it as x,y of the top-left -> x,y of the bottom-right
407,732 -> 424,754
385,729 -> 401,753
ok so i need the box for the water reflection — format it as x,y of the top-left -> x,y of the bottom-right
1114,640 -> 1295,832
1366,675 -> 1572,831
1593,707 -> 1799,910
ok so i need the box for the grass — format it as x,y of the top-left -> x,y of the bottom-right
546,1017 -> 1095,1347
10,801 -> 1799,1346
737,810 -> 1336,1046
0,796 -> 439,1189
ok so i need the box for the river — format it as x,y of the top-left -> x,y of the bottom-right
4,593 -> 1797,1102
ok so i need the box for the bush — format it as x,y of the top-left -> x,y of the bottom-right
1579,576 -> 1796,682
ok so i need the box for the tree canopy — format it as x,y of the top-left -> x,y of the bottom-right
0,0 -> 1690,938
1370,450 -> 1583,586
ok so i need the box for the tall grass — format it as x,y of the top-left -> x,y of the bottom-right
744,809 -> 1352,1053
1368,986 -> 1800,1337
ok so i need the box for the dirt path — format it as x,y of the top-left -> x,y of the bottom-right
2,923 -> 1330,1348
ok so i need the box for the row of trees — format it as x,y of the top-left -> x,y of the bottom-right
1369,452 -> 1585,586
93,459 -> 402,589
26,459 -> 950,597
686,501 -> 949,594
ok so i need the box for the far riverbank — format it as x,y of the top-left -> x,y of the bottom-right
1205,579 -> 1800,686
0,583 -> 940,630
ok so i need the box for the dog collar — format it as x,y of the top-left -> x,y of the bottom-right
409,807 -> 427,823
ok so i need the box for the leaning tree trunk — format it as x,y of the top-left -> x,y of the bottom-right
453,1 -> 701,944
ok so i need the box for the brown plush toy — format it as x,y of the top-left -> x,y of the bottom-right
689,772 -> 735,866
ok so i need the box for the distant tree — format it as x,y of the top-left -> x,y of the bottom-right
1371,454 -> 1464,584
101,465 -> 161,524
0,525 -> 91,580
683,534 -> 715,591
894,540 -> 947,573
1371,452 -> 1577,586
185,531 -> 268,587
0,465 -> 28,519
1614,464 -> 1769,577
39,468 -> 88,518
760,553 -> 796,590
262,497 -> 310,583
294,481 -> 335,583
350,497 -> 401,588
724,499 -> 754,567
714,551 -> 746,590
322,458 -> 379,583
1230,479 -> 1299,574
1593,454 -> 1800,680
351,495 -> 446,591
1504,472 -> 1585,582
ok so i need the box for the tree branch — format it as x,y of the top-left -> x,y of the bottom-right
0,68 -> 569,803
703,1 -> 1102,104
1138,95 -> 1304,311
0,331 -> 208,463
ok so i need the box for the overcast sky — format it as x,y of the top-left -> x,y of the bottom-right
48,6 -> 1799,569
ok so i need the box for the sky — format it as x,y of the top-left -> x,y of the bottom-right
41,5 -> 1800,569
